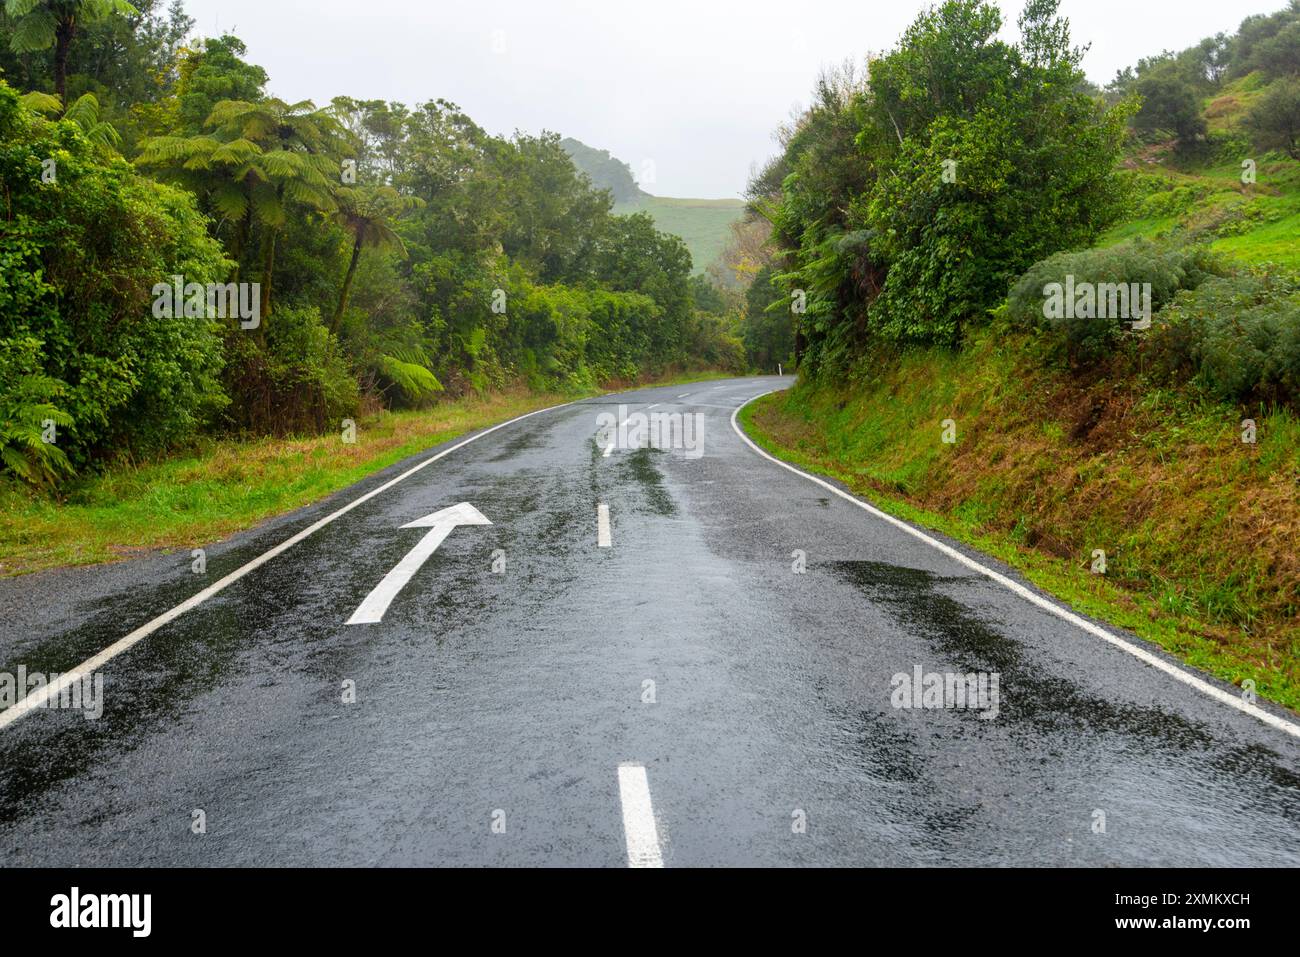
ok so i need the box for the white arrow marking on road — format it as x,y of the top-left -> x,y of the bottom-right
346,502 -> 491,625
618,763 -> 664,868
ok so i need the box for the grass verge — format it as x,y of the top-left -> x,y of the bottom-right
737,343 -> 1299,714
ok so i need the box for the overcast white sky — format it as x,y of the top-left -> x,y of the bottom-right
179,0 -> 1278,198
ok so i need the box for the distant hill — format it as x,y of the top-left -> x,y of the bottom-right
561,138 -> 746,276
613,195 -> 746,276
560,137 -> 646,204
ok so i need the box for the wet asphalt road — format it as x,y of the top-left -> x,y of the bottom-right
0,376 -> 1298,867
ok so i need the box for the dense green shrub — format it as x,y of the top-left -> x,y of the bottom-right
1135,183 -> 1204,219
1148,273 -> 1300,404
1008,239 -> 1221,364
0,80 -> 229,475
221,305 -> 358,435
1132,69 -> 1208,145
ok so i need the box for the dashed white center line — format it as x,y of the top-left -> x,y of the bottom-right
645,403 -> 660,409
677,393 -> 691,399
597,503 -> 612,547
617,763 -> 664,868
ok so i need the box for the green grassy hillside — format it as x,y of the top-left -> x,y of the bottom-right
614,195 -> 745,275
1099,74 -> 1300,269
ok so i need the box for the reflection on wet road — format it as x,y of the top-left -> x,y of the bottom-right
0,376 -> 1297,866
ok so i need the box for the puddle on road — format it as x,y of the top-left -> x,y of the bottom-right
831,560 -> 1212,743
619,448 -> 675,516
826,560 -> 1300,813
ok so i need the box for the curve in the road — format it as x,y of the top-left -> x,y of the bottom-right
729,393 -> 1300,741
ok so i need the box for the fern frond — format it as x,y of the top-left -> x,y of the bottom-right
377,355 -> 443,401
19,90 -> 62,115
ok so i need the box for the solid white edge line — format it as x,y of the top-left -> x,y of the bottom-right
0,397 -> 585,732
597,503 -> 612,548
617,763 -> 664,868
730,391 -> 1300,741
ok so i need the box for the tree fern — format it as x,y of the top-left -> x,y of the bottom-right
0,338 -> 75,487
377,354 -> 443,403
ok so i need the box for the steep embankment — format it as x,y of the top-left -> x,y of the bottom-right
742,326 -> 1300,712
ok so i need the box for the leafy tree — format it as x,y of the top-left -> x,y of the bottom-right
1188,33 -> 1233,85
3,0 -> 137,104
21,88 -> 118,144
1251,20 -> 1300,79
331,95 -> 409,183
1247,76 -> 1300,158
1233,2 -> 1300,80
330,184 -> 423,334
761,0 -> 1134,368
594,212 -> 694,363
173,35 -> 268,134
138,97 -> 349,318
688,274 -> 727,315
763,62 -> 877,366
741,265 -> 793,373
495,132 -> 611,284
1133,66 -> 1208,143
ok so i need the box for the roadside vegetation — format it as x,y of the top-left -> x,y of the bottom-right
733,0 -> 1300,708
0,1 -> 747,565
